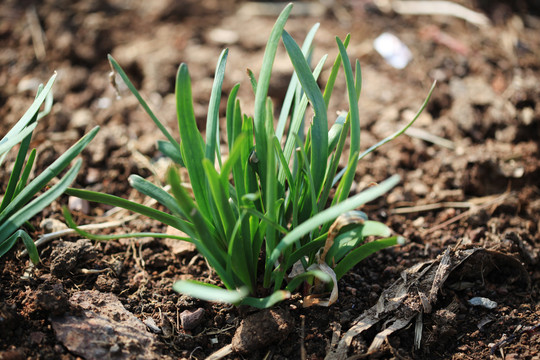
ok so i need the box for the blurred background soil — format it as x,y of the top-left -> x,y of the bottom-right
0,0 -> 539,359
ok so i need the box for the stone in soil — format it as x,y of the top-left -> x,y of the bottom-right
50,290 -> 170,360
231,308 -> 294,354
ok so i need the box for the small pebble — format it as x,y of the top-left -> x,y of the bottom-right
180,308 -> 205,330
68,196 -> 90,214
468,297 -> 497,309
144,317 -> 161,334
40,218 -> 68,233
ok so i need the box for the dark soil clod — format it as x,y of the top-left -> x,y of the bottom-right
231,308 -> 294,354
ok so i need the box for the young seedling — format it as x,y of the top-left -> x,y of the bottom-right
0,74 -> 99,264
65,3 -> 435,307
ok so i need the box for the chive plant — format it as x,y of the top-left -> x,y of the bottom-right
65,3 -> 435,308
0,74 -> 99,264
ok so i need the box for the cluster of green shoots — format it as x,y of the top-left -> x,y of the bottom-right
64,4 -> 434,308
0,74 -> 98,264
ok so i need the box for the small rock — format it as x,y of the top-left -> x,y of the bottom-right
412,217 -> 425,227
408,180 -> 429,196
180,308 -> 205,330
206,28 -> 239,45
144,317 -> 161,334
30,331 -> 45,344
231,308 -> 294,354
85,168 -> 101,184
68,196 -> 90,214
164,226 -> 196,255
468,297 -> 497,309
40,218 -> 68,233
17,77 -> 41,92
51,290 -> 168,360
71,109 -> 93,129
519,107 -> 534,126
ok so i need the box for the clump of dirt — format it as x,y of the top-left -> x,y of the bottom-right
232,308 -> 294,354
49,239 -> 99,277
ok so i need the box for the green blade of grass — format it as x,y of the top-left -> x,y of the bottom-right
108,55 -> 180,152
246,69 -> 257,95
0,126 -> 100,224
324,220 -> 392,265
332,150 -> 358,207
322,34 -> 350,108
241,206 -> 288,235
354,59 -> 362,102
285,269 -> 331,292
227,211 -> 255,293
205,49 -> 228,165
318,115 -> 350,212
63,207 -> 191,242
128,174 -> 186,218
293,134 -> 317,217
219,133 -> 247,190
282,30 -> 328,195
65,187 -> 196,238
231,103 -> 248,208
285,235 -> 326,270
0,123 -> 37,158
202,158 -> 236,242
13,148 -> 36,198
240,290 -> 291,309
276,22 -> 320,141
0,230 -> 40,265
0,158 -> 81,244
327,113 -> 347,154
37,85 -> 54,121
0,122 -> 34,212
333,37 -> 360,202
167,168 -> 234,288
175,63 -> 211,218
334,236 -> 405,280
273,137 -> 294,199
226,84 -> 241,150
253,3 -> 293,190
173,280 -> 249,304
269,175 -> 400,265
278,54 -> 327,188
1,73 -> 56,147
264,98 -> 279,288
157,140 -> 184,166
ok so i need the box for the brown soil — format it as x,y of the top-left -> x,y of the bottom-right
1,0 -> 539,359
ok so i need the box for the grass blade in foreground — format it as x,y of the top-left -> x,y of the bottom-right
173,280 -> 248,305
108,55 -> 180,152
269,175 -> 401,265
0,79 -> 97,264
65,187 -> 195,236
0,126 -> 99,225
282,30 -> 328,195
175,64 -> 211,219
0,159 -> 82,264
253,3 -> 293,189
